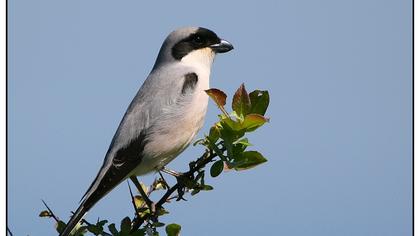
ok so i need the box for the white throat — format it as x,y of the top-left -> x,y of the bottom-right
180,48 -> 215,75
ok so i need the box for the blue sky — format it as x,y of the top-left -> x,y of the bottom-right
8,0 -> 412,235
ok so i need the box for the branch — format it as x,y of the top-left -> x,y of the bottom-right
38,84 -> 270,236
7,227 -> 13,236
41,200 -> 60,223
80,219 -> 112,236
131,148 -> 221,232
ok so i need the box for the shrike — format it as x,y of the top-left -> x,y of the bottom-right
60,27 -> 233,236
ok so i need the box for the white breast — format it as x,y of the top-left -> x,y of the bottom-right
131,48 -> 215,175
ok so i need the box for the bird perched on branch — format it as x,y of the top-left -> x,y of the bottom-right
60,27 -> 233,236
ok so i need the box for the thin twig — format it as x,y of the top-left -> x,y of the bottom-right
156,149 -> 220,209
155,150 -> 218,208
148,179 -> 158,195
127,181 -> 142,217
41,199 -> 60,223
166,195 -> 179,202
158,171 -> 171,189
80,219 -> 113,236
130,176 -> 162,233
130,148 -> 222,232
6,227 -> 13,236
130,176 -> 154,212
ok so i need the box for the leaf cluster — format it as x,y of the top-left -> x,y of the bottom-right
203,83 -> 269,176
39,84 -> 269,236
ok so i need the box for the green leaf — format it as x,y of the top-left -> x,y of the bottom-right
232,83 -> 251,117
157,207 -> 170,216
134,195 -> 145,209
199,171 -> 205,186
97,220 -> 108,227
139,208 -> 150,218
87,224 -> 103,235
249,90 -> 270,115
235,138 -> 252,146
221,117 -> 242,131
208,141 -> 229,165
232,143 -> 247,158
230,110 -> 242,120
191,189 -> 200,196
73,226 -> 88,236
208,125 -> 221,143
108,223 -> 119,236
201,185 -> 214,191
55,220 -> 67,234
210,160 -> 224,177
233,151 -> 267,170
154,180 -> 167,191
130,229 -> 146,236
120,217 -> 131,233
153,222 -> 166,227
219,122 -> 234,159
205,88 -> 227,109
242,114 -> 268,132
220,118 -> 246,140
39,210 -> 51,218
165,224 -> 181,236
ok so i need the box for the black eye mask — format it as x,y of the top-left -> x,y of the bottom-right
171,28 -> 221,60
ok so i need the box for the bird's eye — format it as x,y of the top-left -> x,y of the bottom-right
192,35 -> 204,45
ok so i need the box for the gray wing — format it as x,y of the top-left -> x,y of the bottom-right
79,66 -> 197,208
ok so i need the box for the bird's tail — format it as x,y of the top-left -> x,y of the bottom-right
59,202 -> 87,236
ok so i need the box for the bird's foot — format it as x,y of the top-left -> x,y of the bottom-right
174,174 -> 197,201
160,167 -> 182,177
159,167 -> 197,201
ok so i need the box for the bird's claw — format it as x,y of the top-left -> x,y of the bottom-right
176,186 -> 187,201
174,174 -> 197,201
160,167 -> 182,177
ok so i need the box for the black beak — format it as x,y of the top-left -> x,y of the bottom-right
210,39 -> 234,53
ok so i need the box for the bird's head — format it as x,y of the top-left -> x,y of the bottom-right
153,27 -> 233,69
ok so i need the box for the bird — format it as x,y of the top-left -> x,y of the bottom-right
59,27 -> 233,236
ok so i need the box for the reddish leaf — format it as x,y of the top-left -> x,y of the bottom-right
205,88 -> 227,108
39,210 -> 51,218
232,83 -> 251,116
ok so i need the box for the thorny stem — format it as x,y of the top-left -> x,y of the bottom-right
158,171 -> 171,189
130,176 -> 155,213
130,147 -> 223,232
127,182 -> 142,218
80,219 -> 112,236
129,176 -> 166,232
7,227 -> 13,236
41,200 -> 60,223
42,144 -> 225,235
